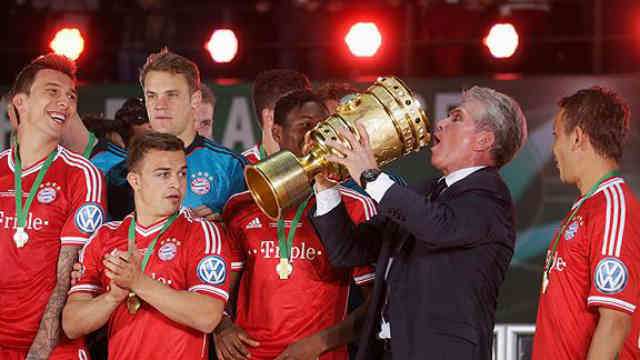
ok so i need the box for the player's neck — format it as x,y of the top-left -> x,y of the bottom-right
16,128 -> 58,169
178,129 -> 197,149
261,129 -> 280,156
134,211 -> 171,228
576,158 -> 619,196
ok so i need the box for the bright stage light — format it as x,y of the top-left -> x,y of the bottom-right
345,22 -> 382,57
484,23 -> 519,59
50,28 -> 85,61
206,29 -> 238,63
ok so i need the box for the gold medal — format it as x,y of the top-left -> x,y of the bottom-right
542,272 -> 549,294
127,292 -> 141,314
276,258 -> 293,280
13,227 -> 29,248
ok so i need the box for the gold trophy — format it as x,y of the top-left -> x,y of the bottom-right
245,76 -> 431,220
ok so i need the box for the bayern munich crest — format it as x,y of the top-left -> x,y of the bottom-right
37,182 -> 60,204
158,238 -> 181,261
190,172 -> 214,196
564,221 -> 579,240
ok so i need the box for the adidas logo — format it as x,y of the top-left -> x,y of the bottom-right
246,217 -> 262,229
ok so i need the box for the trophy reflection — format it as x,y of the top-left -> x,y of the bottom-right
245,76 -> 431,220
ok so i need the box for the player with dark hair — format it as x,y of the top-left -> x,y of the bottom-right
196,83 -> 216,140
214,89 -> 374,360
1,53 -> 105,360
242,69 -> 311,163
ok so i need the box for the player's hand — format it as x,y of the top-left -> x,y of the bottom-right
192,205 -> 222,221
274,336 -> 324,360
323,123 -> 378,187
105,280 -> 128,304
70,262 -> 83,285
213,321 -> 260,360
313,173 -> 338,193
103,249 -> 143,291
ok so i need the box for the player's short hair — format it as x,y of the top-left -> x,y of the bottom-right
252,69 -> 311,126
82,114 -> 116,140
273,89 -> 326,127
115,98 -> 149,146
127,132 -> 185,172
200,83 -> 216,107
316,82 -> 358,103
11,53 -> 77,96
139,47 -> 200,94
558,87 -> 630,162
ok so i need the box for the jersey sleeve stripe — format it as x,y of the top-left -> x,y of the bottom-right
211,222 -> 221,255
338,187 -> 378,220
609,187 -> 620,256
188,285 -> 229,301
61,150 -> 100,201
61,236 -> 89,245
200,221 -> 212,254
602,189 -> 612,256
354,273 -> 375,284
614,183 -> 626,257
68,284 -> 102,295
203,220 -> 219,254
60,150 -> 103,202
588,296 -> 636,313
231,262 -> 244,270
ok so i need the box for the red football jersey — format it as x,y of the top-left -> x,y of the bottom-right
241,144 -> 261,164
69,211 -> 231,359
0,146 -> 105,356
532,176 -> 640,359
223,186 -> 376,360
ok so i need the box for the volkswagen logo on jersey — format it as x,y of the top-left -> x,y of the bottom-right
190,172 -> 214,196
158,242 -> 178,261
595,257 -> 628,294
74,203 -> 104,234
564,220 -> 579,241
197,255 -> 227,285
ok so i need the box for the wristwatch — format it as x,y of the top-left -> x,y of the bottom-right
360,168 -> 382,190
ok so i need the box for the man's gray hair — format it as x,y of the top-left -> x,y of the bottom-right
462,86 -> 527,168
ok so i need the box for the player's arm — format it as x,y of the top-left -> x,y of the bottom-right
587,307 -> 631,360
26,246 -> 79,360
213,271 -> 260,360
133,269 -> 224,333
62,284 -> 126,339
276,284 -> 373,360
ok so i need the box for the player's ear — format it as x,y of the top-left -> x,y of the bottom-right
127,171 -> 141,191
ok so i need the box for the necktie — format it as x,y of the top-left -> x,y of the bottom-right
431,178 -> 448,201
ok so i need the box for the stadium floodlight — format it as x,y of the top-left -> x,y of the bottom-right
484,23 -> 519,59
345,22 -> 382,57
205,29 -> 238,63
50,28 -> 85,61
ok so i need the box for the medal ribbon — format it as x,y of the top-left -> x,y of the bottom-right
277,196 -> 312,262
82,131 -> 96,159
259,144 -> 266,161
13,139 -> 58,231
127,212 -> 180,272
543,170 -> 620,280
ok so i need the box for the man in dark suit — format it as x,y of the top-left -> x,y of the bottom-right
311,86 -> 527,360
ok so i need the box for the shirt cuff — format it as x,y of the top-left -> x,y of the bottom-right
365,173 -> 395,203
314,186 -> 342,216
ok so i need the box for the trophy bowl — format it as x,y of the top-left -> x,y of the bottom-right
245,76 -> 431,220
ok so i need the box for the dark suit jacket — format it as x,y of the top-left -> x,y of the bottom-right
311,167 -> 516,360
